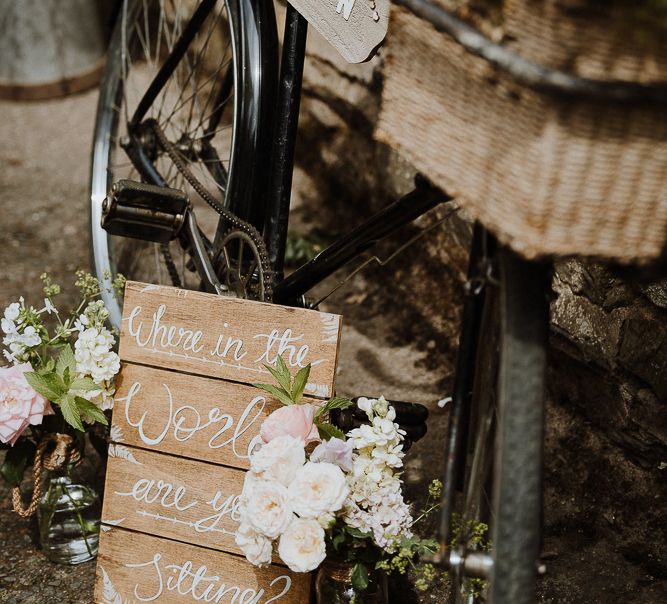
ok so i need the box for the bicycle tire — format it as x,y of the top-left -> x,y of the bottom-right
89,0 -> 275,329
453,245 -> 548,604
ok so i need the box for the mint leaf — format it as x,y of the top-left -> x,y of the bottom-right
264,363 -> 292,393
275,356 -> 292,386
75,397 -> 108,426
70,377 -> 99,392
253,383 -> 295,407
24,371 -> 63,402
351,563 -> 369,591
0,439 -> 36,486
56,345 -> 76,378
316,395 -> 354,420
58,395 -> 84,432
291,365 -> 311,404
317,422 -> 346,441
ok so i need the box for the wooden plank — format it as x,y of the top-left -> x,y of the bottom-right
119,282 -> 341,398
288,0 -> 390,63
112,363 -> 308,469
101,447 -> 247,556
94,529 -> 311,604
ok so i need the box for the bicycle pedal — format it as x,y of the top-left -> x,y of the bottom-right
102,179 -> 190,243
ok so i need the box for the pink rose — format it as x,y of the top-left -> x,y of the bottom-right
260,404 -> 320,445
310,437 -> 354,472
0,363 -> 54,445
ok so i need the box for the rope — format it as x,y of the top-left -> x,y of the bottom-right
11,433 -> 82,518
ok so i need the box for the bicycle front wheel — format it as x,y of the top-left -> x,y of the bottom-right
452,242 -> 549,604
89,0 -> 276,329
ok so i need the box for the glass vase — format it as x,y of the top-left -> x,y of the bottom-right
37,476 -> 101,565
315,560 -> 388,604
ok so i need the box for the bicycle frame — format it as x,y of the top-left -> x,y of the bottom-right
118,1 -> 450,307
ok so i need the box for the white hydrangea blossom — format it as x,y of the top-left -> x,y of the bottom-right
343,397 -> 413,552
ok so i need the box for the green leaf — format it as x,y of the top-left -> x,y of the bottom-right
351,563 -> 369,592
332,532 -> 346,551
346,526 -> 372,539
291,364 -> 311,404
315,395 -> 354,420
253,383 -> 295,407
70,377 -> 99,392
317,422 -> 347,441
0,439 -> 36,486
58,395 -> 84,432
75,397 -> 108,426
264,363 -> 292,394
24,371 -> 63,402
275,356 -> 292,386
56,345 -> 76,378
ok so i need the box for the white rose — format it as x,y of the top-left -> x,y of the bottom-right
250,435 -> 305,487
278,518 -> 326,573
235,523 -> 273,567
288,461 -> 348,518
242,480 -> 294,539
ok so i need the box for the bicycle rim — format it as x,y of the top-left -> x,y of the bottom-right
90,0 -> 238,329
452,246 -> 548,604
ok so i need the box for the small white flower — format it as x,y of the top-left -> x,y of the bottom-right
74,326 -> 120,383
20,326 -> 41,348
43,298 -> 58,315
1,318 -> 16,335
288,461 -> 348,518
242,480 -> 293,539
250,435 -> 305,487
278,517 -> 326,573
372,396 -> 390,418
3,303 -> 20,322
357,396 -> 373,418
235,523 -> 273,567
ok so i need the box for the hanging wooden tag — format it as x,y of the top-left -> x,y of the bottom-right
288,0 -> 390,63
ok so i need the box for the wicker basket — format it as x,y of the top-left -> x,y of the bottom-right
377,0 -> 667,262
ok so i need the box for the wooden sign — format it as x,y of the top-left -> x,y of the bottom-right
120,281 -> 340,398
288,0 -> 390,63
94,282 -> 342,604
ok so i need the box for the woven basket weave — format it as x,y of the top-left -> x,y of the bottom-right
377,0 -> 667,262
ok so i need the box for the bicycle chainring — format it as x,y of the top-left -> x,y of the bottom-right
213,229 -> 273,302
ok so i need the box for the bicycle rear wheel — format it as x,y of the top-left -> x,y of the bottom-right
452,242 -> 548,603
89,0 -> 277,329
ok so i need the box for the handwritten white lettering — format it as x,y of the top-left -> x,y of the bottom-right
126,553 -> 292,603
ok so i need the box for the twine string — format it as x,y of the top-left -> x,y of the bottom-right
11,433 -> 82,518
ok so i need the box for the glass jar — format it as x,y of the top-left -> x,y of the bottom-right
315,560 -> 388,603
37,476 -> 101,565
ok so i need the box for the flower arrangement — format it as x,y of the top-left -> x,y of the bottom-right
0,271 -> 124,495
235,358 -> 439,600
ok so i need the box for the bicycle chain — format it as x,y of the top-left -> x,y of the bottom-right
145,118 -> 273,302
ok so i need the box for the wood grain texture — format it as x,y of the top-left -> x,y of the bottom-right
94,529 -> 311,604
288,0 -> 389,63
119,282 -> 341,398
112,363 -> 312,469
102,446 -> 246,556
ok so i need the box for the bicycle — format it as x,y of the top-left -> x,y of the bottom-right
87,1 -> 661,602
